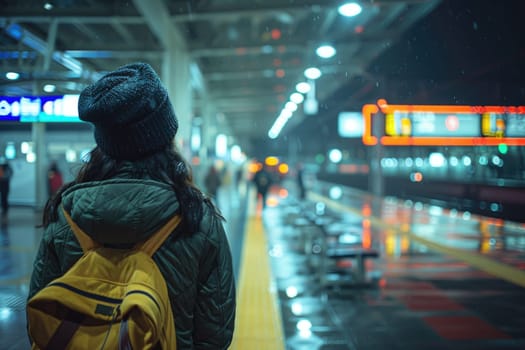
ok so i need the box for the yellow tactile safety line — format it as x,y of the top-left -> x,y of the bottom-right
229,210 -> 285,349
309,192 -> 525,288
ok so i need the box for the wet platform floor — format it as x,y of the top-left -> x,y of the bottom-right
1,179 -> 525,349
263,181 -> 525,350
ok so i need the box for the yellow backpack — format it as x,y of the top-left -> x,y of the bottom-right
27,207 -> 181,350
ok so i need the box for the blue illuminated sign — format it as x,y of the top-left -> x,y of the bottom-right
0,95 -> 83,123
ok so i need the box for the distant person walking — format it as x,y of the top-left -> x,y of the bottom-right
0,158 -> 13,219
204,164 -> 222,205
296,163 -> 306,200
253,164 -> 272,209
235,167 -> 243,188
47,161 -> 63,197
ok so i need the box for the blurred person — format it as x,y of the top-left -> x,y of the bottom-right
296,162 -> 306,200
253,164 -> 272,209
221,166 -> 232,188
235,167 -> 243,188
47,161 -> 64,197
204,164 -> 222,205
0,157 -> 13,219
27,63 -> 235,349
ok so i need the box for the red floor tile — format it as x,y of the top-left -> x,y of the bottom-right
398,294 -> 465,311
423,315 -> 511,340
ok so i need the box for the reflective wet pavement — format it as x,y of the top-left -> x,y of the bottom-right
265,181 -> 525,349
0,209 -> 41,350
1,179 -> 525,349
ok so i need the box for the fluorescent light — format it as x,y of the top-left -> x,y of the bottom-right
6,72 -> 20,80
285,101 -> 298,112
304,67 -> 321,80
215,134 -> 228,158
261,45 -> 273,54
429,152 -> 446,167
269,109 -> 293,139
280,109 -> 292,119
338,3 -> 362,17
295,82 -> 311,94
290,92 -> 304,104
230,145 -> 243,163
316,45 -> 336,58
328,149 -> 343,163
43,84 -> 56,93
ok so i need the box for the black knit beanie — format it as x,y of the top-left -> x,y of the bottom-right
78,62 -> 178,160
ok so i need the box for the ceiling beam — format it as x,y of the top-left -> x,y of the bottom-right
110,19 -> 136,46
63,50 -> 162,60
0,16 -> 145,24
0,0 -> 436,25
213,97 -> 277,106
172,7 -> 315,23
131,0 -> 185,50
205,64 -> 362,81
191,45 -> 304,58
3,22 -> 100,80
72,22 -> 100,42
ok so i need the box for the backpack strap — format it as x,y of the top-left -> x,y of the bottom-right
62,207 -> 101,252
136,214 -> 182,257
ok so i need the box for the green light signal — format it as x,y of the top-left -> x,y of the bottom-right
498,143 -> 508,154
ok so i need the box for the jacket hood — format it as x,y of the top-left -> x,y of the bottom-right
61,178 -> 180,245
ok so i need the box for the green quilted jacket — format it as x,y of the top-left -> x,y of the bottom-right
28,177 -> 236,349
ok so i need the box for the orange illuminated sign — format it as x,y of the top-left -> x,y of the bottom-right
362,99 -> 525,146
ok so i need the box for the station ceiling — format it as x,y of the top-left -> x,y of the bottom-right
1,0 -> 524,158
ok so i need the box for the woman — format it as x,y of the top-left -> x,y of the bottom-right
27,62 -> 236,349
46,161 -> 63,197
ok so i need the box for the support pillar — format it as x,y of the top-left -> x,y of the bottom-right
369,109 -> 384,198
163,49 -> 192,160
32,123 -> 47,210
32,19 -> 58,210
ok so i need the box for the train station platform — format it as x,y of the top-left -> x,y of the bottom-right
1,178 -> 525,349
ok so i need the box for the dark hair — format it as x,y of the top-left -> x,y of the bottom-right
42,144 -> 221,232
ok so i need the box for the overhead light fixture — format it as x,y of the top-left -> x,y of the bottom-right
44,2 -> 54,10
43,84 -> 56,93
285,101 -> 298,112
268,109 -> 293,139
275,68 -> 285,78
290,92 -> 304,104
338,3 -> 362,17
263,69 -> 274,78
328,149 -> 343,163
6,72 -> 20,80
230,145 -> 244,163
296,82 -> 311,94
304,67 -> 322,80
316,45 -> 336,58
5,142 -> 16,159
215,134 -> 228,158
261,45 -> 273,54
271,29 -> 281,40
280,109 -> 292,120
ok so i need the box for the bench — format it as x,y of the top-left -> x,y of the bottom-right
322,247 -> 379,285
287,200 -> 380,287
307,217 -> 379,287
292,209 -> 338,256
